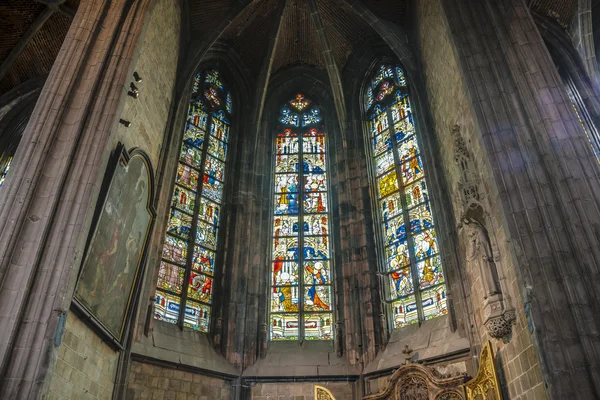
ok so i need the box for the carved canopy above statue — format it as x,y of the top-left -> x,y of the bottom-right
364,342 -> 502,400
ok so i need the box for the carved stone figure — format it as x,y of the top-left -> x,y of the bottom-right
462,218 -> 501,299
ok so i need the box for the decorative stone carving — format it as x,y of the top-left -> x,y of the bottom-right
364,341 -> 502,400
484,309 -> 516,341
452,125 -> 483,212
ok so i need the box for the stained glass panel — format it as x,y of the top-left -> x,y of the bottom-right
272,286 -> 300,312
391,92 -> 411,123
272,237 -> 300,260
171,185 -> 196,214
167,209 -> 193,240
303,261 -> 330,285
397,135 -> 419,163
303,154 -> 326,173
386,242 -> 410,271
372,129 -> 392,156
196,220 -> 218,250
162,235 -> 188,265
271,94 -> 333,340
187,104 -> 208,130
304,214 -> 328,236
304,173 -> 327,192
183,301 -> 211,332
389,267 -> 414,299
384,216 -> 405,246
417,256 -> 444,288
392,296 -> 419,328
375,150 -> 395,176
304,314 -> 333,340
183,122 -> 206,148
176,164 -> 199,191
367,64 -> 447,329
280,108 -> 299,126
421,285 -> 448,320
303,286 -> 332,311
199,196 -> 221,227
405,179 -> 429,208
274,193 -> 300,215
275,154 -> 299,173
208,136 -> 227,161
380,192 -> 403,222
303,192 -> 327,213
180,142 -> 203,168
304,236 -> 329,259
409,203 -> 433,233
378,170 -> 399,198
369,105 -> 389,137
412,229 -> 438,261
157,262 -> 185,294
272,261 -> 299,286
201,175 -> 224,204
394,116 -> 416,143
276,130 -> 299,154
156,69 -> 232,330
303,130 -> 326,153
400,156 -> 424,185
154,291 -> 180,324
273,215 -> 299,237
210,117 -> 230,142
187,272 -> 212,303
270,314 -> 299,340
204,155 -> 225,182
192,247 -> 215,276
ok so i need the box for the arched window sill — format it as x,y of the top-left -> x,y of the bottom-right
131,319 -> 238,376
364,315 -> 470,375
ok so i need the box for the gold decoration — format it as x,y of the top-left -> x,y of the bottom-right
315,385 -> 336,400
464,342 -> 502,400
362,341 -> 503,400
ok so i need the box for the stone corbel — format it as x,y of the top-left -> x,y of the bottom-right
482,295 -> 516,343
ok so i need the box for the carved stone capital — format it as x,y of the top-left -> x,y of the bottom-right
484,308 -> 516,341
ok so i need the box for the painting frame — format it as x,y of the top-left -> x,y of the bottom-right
73,143 -> 156,346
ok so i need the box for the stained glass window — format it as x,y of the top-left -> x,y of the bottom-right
271,94 -> 333,341
366,64 -> 448,329
0,156 -> 12,187
155,69 -> 232,332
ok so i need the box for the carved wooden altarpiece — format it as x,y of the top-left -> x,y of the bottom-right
364,342 -> 502,400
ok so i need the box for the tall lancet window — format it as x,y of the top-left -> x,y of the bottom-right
154,69 -> 232,332
270,94 -> 333,341
366,64 -> 447,329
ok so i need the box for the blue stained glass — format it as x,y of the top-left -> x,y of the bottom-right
391,92 -> 411,123
205,70 -> 224,91
226,92 -> 232,114
302,108 -> 322,127
384,216 -> 405,246
280,108 -> 300,127
395,66 -> 406,86
389,267 -> 414,299
370,105 -> 389,137
156,68 -> 232,330
421,285 -> 448,320
367,85 -> 374,109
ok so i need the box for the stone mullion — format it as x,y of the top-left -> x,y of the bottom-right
298,131 -> 306,339
0,0 -> 153,396
178,104 -> 213,329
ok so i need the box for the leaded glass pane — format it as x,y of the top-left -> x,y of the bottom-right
271,94 -> 333,340
367,63 -> 448,329
155,69 -> 232,330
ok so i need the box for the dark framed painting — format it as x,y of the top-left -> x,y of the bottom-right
73,143 -> 156,344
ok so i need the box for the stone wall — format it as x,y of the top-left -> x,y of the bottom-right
46,0 -> 180,398
126,361 -> 232,399
249,382 -> 355,400
109,0 -> 180,166
414,0 -> 546,399
47,313 -> 118,400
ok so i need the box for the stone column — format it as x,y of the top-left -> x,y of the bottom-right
0,0 -> 153,396
442,0 -> 600,397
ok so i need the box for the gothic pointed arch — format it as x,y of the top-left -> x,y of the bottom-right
364,63 -> 448,329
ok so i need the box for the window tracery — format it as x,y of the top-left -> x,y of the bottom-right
270,94 -> 333,341
366,64 -> 448,328
154,69 -> 231,332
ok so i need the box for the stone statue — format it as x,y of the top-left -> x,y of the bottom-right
462,218 -> 501,299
